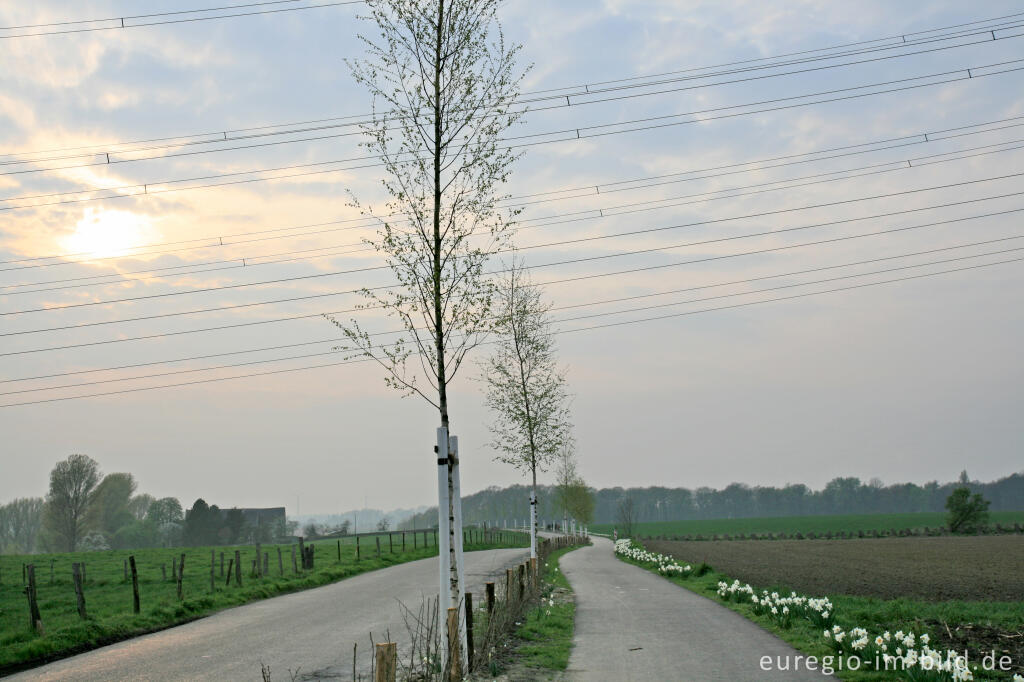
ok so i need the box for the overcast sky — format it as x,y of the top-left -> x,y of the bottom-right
1,1 -> 1021,515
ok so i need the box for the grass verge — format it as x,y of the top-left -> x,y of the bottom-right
0,534 -> 527,675
477,543 -> 582,680
615,540 -> 1022,681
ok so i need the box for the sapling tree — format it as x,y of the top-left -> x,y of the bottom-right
482,261 -> 572,558
323,0 -> 527,666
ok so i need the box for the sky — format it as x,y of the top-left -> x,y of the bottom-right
1,0 -> 1022,515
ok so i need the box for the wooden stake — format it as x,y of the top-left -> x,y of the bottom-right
337,539 -> 342,562
72,562 -> 87,619
374,642 -> 397,682
505,568 -> 515,605
291,545 -> 297,573
278,546 -> 284,575
446,607 -> 461,681
130,555 -> 140,613
210,550 -> 215,592
255,544 -> 262,578
25,564 -> 43,634
176,553 -> 185,600
225,559 -> 234,586
234,550 -> 242,586
485,582 -> 495,616
376,536 -> 381,558
465,592 -> 474,672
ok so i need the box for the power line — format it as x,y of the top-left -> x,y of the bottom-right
4,55 -> 1024,213
3,252 -> 1019,408
8,111 -> 1022,271
6,130 -> 1024,296
5,191 -> 1024,352
0,1 -> 363,39
5,168 -> 1023,321
2,239 -> 1018,397
4,11 -> 1022,167
5,234 -> 1019,387
4,21 -> 1021,178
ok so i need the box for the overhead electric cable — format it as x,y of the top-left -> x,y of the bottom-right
5,131 -> 1024,295
4,168 -> 1023,320
3,55 -> 1024,212
2,254 -> 1019,408
3,21 -> 1022,177
7,111 -> 1024,270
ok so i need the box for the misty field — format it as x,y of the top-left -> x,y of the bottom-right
592,510 -> 1024,539
0,531 -> 527,672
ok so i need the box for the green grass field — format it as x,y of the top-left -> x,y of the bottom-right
0,530 -> 527,673
591,510 -> 1024,539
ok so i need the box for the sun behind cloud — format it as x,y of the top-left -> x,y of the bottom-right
60,208 -> 160,261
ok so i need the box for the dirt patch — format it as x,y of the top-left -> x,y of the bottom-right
645,535 -> 1024,601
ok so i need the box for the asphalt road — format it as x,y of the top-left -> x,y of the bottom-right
561,537 -> 829,681
9,547 -> 531,682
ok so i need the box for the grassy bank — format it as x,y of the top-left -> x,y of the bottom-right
0,533 -> 527,673
508,545 -> 578,674
615,539 -> 1022,681
591,511 -> 1024,539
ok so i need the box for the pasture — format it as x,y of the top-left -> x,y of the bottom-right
0,530 -> 526,672
591,510 -> 1024,539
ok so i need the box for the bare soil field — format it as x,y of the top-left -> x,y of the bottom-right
645,535 -> 1024,601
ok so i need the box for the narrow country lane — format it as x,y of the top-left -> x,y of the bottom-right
9,547 -> 531,682
561,537 -> 829,681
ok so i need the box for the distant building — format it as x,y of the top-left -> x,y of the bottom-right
236,507 -> 286,529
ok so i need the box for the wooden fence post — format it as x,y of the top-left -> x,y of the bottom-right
234,550 -> 242,586
402,532 -> 405,552
374,642 -> 397,682
291,545 -> 297,573
376,536 -> 381,558
505,568 -> 515,605
130,555 -> 140,613
25,564 -> 43,634
446,607 -> 461,681
72,562 -> 87,620
255,544 -> 262,578
172,557 -> 177,580
414,531 -> 418,549
176,553 -> 185,600
278,546 -> 284,575
485,582 -> 495,616
220,552 -> 224,577
337,540 -> 341,562
356,536 -> 360,561
225,559 -> 234,586
465,592 -> 474,672
517,563 -> 525,601
210,550 -> 215,592
297,538 -> 305,570
388,533 -> 393,553
161,564 -> 166,581
263,552 -> 269,576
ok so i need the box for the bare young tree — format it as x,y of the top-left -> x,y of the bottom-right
482,262 -> 572,558
43,454 -> 101,552
324,0 -> 527,666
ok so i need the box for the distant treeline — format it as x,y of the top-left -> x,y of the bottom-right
400,472 -> 1024,527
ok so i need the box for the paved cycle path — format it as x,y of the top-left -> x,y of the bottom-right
561,537 -> 829,681
9,547 -> 531,681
